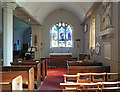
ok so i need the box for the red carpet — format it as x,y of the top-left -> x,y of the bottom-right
39,68 -> 67,91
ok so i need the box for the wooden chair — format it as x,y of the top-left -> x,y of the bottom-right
60,83 -> 82,92
79,82 -> 102,92
12,75 -> 23,90
63,75 -> 79,83
92,73 -> 106,82
107,73 -> 120,81
77,73 -> 92,83
101,81 -> 120,92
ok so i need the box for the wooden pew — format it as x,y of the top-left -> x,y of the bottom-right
0,75 -> 23,91
12,75 -> 23,90
41,57 -> 77,68
40,58 -> 48,76
68,66 -> 110,75
63,57 -> 77,68
10,62 -> 41,89
11,61 -> 45,81
1,67 -> 34,90
1,64 -> 41,90
67,61 -> 102,66
41,57 -> 57,68
13,59 -> 46,77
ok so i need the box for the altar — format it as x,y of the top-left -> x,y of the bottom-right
48,53 -> 73,68
49,53 -> 72,57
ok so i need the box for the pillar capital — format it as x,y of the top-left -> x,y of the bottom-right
2,2 -> 17,10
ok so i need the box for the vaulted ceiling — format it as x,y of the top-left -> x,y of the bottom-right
15,2 -> 93,25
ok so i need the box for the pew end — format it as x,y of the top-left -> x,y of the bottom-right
12,75 -> 23,91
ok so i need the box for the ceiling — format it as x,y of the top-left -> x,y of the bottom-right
15,2 -> 93,25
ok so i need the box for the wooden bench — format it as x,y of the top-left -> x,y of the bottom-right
41,57 -> 77,68
11,61 -> 45,81
10,62 -> 41,89
12,75 -> 23,90
0,75 -> 23,91
67,61 -> 102,66
17,59 -> 47,77
41,57 -> 57,68
68,66 -> 110,75
1,67 -> 34,90
1,64 -> 41,90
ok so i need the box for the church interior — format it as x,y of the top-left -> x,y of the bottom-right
0,1 -> 120,91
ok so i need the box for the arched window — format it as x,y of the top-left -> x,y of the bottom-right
51,22 -> 73,47
90,15 -> 95,49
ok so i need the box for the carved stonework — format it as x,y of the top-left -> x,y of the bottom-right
99,2 -> 114,39
102,2 -> 112,30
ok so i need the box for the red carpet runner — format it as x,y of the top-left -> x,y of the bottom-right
39,68 -> 67,91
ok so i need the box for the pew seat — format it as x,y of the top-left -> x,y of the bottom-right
1,67 -> 34,90
1,75 -> 23,91
68,66 -> 110,75
11,60 -> 46,81
1,64 -> 41,90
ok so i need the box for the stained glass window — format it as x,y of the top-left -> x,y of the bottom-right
51,22 -> 73,47
90,15 -> 95,49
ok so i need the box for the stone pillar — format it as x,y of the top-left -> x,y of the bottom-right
2,3 -> 17,66
31,26 -> 42,59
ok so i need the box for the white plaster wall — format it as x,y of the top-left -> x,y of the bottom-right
0,3 -> 2,60
84,2 -> 119,73
41,9 -> 84,58
32,26 -> 42,59
13,17 -> 31,50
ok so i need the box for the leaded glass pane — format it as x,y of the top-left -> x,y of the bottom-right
51,22 -> 73,48
51,25 -> 58,47
59,27 -> 65,47
66,25 -> 72,47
